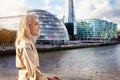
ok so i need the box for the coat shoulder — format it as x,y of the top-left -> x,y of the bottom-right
17,40 -> 33,50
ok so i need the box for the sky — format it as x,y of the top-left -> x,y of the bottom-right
0,0 -> 120,29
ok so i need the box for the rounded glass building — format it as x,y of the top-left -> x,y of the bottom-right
27,9 -> 69,44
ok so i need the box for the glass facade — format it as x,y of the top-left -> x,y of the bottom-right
28,9 -> 69,44
77,19 -> 117,40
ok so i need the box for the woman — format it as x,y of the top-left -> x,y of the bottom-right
15,14 -> 59,80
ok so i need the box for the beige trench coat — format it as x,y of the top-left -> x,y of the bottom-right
16,39 -> 48,80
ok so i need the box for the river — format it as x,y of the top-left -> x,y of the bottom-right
0,44 -> 120,80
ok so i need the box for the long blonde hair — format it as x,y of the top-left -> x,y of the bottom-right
15,14 -> 38,46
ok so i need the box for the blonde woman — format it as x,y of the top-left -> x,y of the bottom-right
15,14 -> 59,80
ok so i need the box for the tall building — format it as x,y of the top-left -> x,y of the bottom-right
76,19 -> 117,41
68,0 -> 76,35
68,0 -> 75,23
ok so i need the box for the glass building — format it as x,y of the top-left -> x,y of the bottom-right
27,9 -> 69,44
0,9 -> 69,44
77,19 -> 117,41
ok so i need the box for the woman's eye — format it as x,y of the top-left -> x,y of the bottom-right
35,23 -> 38,25
35,22 -> 38,25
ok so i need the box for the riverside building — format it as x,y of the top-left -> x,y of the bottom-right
27,9 -> 69,44
76,19 -> 117,42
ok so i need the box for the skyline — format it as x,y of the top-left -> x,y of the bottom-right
0,0 -> 120,29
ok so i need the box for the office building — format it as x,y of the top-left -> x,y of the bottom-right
77,19 -> 117,41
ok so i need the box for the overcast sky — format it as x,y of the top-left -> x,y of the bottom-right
0,0 -> 120,29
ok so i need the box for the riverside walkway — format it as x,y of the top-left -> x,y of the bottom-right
0,42 -> 118,55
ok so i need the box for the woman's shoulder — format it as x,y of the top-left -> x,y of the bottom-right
16,40 -> 33,55
17,39 -> 32,49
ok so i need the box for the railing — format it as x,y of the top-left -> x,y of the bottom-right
0,44 -> 15,51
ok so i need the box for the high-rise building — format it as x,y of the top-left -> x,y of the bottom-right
68,0 -> 75,23
68,0 -> 76,35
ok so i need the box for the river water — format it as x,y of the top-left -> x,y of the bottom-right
0,44 -> 120,80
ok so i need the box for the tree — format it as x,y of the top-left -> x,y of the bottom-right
0,28 -> 17,44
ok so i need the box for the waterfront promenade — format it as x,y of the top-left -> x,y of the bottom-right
0,42 -> 118,55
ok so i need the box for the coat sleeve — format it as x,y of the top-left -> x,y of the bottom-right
21,44 -> 48,80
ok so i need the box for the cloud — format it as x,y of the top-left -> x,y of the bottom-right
41,0 -> 52,10
74,0 -> 110,19
55,5 -> 62,10
39,0 -> 65,19
44,0 -> 51,4
0,0 -> 120,30
0,0 -> 28,17
63,0 -> 120,29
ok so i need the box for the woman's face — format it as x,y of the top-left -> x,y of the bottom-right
29,17 -> 40,36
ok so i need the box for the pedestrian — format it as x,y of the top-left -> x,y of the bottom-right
2,43 -> 5,52
15,13 -> 60,80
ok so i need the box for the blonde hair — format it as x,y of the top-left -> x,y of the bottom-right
15,14 -> 38,46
